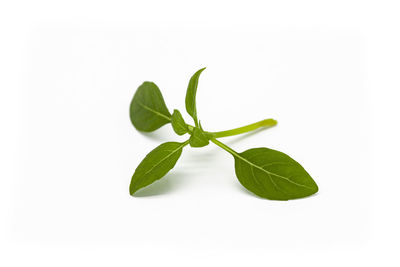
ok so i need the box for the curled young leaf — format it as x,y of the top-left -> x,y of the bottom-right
171,109 -> 188,135
233,148 -> 318,200
130,141 -> 189,195
185,67 -> 206,127
189,127 -> 209,148
130,82 -> 171,132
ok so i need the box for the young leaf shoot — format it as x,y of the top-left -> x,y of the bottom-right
189,127 -> 209,148
171,109 -> 188,135
185,67 -> 206,127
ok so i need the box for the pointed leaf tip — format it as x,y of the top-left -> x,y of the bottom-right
233,147 -> 318,200
185,68 -> 206,127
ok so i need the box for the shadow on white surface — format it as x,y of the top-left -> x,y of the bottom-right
133,171 -> 188,197
137,128 -> 167,141
235,183 -> 320,201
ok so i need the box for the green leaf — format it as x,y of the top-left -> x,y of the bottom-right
185,67 -> 206,127
130,82 -> 172,132
130,141 -> 189,195
233,147 -> 318,200
171,109 -> 188,135
189,127 -> 209,147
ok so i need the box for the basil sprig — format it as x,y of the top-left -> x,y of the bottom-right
129,68 -> 318,200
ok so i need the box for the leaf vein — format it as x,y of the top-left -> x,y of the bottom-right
140,143 -> 186,179
136,101 -> 171,121
237,155 -> 312,189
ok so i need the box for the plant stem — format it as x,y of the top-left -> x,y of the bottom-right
208,118 -> 277,138
210,138 -> 239,157
182,139 -> 191,146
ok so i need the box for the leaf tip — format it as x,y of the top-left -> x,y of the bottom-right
312,182 -> 319,194
194,67 -> 206,76
129,182 -> 138,196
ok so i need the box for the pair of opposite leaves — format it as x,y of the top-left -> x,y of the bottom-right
129,68 -> 318,200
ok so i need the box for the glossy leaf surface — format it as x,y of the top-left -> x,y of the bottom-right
171,109 -> 188,135
234,148 -> 318,200
130,141 -> 188,194
130,82 -> 171,132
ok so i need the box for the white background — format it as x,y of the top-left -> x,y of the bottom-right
1,1 -> 399,266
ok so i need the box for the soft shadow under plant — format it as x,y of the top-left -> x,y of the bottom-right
129,68 -> 318,200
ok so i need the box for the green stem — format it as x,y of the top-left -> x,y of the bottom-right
182,139 -> 191,146
209,118 -> 277,138
210,138 -> 239,157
